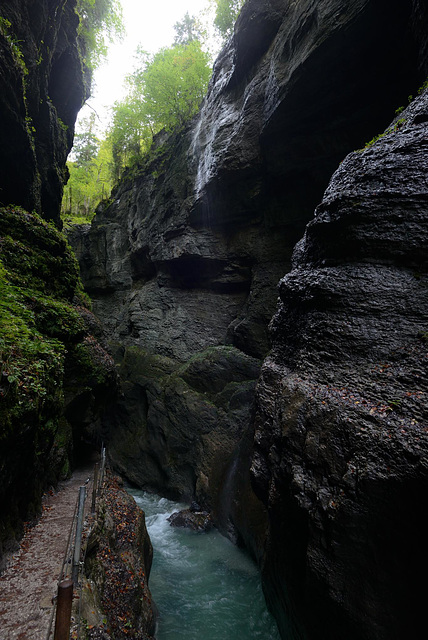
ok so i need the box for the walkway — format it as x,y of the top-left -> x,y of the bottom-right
0,466 -> 94,640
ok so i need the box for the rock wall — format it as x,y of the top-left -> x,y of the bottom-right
71,0 -> 427,521
251,89 -> 428,639
0,0 -> 102,569
69,0 -> 428,637
0,0 -> 89,226
0,206 -> 118,571
84,473 -> 155,639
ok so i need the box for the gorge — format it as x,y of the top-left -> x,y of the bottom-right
1,0 -> 427,639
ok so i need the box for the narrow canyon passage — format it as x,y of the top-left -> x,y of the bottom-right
0,466 -> 94,640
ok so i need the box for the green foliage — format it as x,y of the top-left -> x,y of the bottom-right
361,118 -> 406,151
107,41 -> 211,178
62,119 -> 113,221
140,41 -> 211,128
73,113 -> 99,167
213,0 -> 244,39
417,78 -> 428,96
107,98 -> 152,180
76,0 -> 124,70
0,16 -> 11,32
0,14 -> 28,75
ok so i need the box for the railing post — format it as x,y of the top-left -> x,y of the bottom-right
92,463 -> 99,514
99,446 -> 106,493
53,579 -> 73,640
72,486 -> 86,584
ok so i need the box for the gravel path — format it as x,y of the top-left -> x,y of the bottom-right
0,465 -> 96,640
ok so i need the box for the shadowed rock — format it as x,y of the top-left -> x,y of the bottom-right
251,88 -> 428,640
0,0 -> 89,225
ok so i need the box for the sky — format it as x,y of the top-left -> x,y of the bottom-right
78,0 -> 215,133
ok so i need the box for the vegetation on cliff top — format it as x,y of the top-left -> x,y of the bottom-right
213,0 -> 244,38
77,0 -> 124,70
62,2 -> 240,222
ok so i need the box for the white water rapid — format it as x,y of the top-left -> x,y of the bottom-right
129,489 -> 281,639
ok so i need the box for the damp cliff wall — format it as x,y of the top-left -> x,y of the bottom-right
0,0 -> 89,225
0,1 -> 114,571
251,88 -> 428,640
68,0 -> 428,638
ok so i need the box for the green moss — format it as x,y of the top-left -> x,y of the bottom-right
0,205 -> 104,442
32,295 -> 86,340
362,118 -> 406,151
0,206 -> 81,298
70,336 -> 115,387
417,78 -> 428,95
0,16 -> 28,75
0,261 -> 65,433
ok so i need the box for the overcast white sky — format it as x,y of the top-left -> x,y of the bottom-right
78,0 -> 214,133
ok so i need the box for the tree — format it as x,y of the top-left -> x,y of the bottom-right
213,0 -> 244,39
106,40 -> 212,178
107,98 -> 152,180
134,41 -> 212,131
77,0 -> 124,69
62,133 -> 113,221
72,113 -> 99,168
173,12 -> 203,46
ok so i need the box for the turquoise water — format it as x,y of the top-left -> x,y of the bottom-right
130,489 -> 281,640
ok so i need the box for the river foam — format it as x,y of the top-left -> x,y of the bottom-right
129,489 -> 280,640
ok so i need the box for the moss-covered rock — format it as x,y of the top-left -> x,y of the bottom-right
105,343 -> 261,523
0,205 -> 117,570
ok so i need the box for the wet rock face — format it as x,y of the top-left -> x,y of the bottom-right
191,0 -> 428,231
0,0 -> 88,225
84,474 -> 155,639
251,90 -> 428,640
168,506 -> 213,532
103,344 -> 261,512
70,0 -> 428,522
0,206 -> 118,569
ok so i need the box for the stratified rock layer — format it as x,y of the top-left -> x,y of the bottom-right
251,90 -> 428,640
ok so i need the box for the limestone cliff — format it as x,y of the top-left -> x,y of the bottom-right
251,89 -> 428,639
68,0 -> 428,638
70,0 -> 427,520
0,0 -> 89,225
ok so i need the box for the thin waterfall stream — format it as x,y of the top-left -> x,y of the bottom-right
128,488 -> 281,639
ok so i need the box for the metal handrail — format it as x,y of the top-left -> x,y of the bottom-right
45,494 -> 79,640
45,447 -> 106,640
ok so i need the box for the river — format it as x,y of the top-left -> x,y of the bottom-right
129,488 -> 281,640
